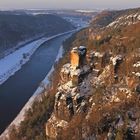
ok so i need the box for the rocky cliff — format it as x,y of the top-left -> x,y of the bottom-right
45,8 -> 140,140
45,44 -> 140,139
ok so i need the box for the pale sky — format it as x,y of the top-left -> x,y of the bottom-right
0,0 -> 140,10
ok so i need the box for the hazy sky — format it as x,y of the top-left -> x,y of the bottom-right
0,0 -> 140,10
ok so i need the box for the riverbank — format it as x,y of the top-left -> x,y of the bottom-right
0,31 -> 76,139
0,33 -> 45,59
0,46 -> 64,140
0,30 -> 76,86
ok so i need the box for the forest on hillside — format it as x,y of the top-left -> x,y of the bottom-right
0,12 -> 75,56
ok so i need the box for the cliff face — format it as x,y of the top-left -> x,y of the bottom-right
46,46 -> 92,139
45,8 -> 140,140
45,45 -> 140,139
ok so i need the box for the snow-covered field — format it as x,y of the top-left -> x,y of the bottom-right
0,30 -> 75,86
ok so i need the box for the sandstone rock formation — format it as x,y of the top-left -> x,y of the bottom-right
46,46 -> 93,139
46,43 -> 140,140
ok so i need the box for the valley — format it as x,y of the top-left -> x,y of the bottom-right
0,6 -> 140,140
0,11 -> 90,137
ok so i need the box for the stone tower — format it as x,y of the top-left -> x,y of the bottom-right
70,47 -> 80,69
70,46 -> 87,69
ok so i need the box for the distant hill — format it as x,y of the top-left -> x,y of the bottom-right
0,13 -> 75,56
90,10 -> 123,27
91,7 -> 140,28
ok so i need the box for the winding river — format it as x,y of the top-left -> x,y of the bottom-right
0,32 -> 73,134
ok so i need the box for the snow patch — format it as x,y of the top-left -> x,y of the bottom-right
132,72 -> 140,77
57,120 -> 68,127
111,55 -> 122,66
107,13 -> 140,28
133,61 -> 140,68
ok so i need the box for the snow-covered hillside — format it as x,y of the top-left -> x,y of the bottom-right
107,11 -> 140,28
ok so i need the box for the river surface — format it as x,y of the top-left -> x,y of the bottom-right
0,32 -> 72,134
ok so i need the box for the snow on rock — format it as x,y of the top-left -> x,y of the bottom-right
137,15 -> 140,20
93,65 -> 111,86
111,95 -> 120,103
94,52 -> 103,58
133,61 -> 140,68
132,72 -> 140,77
61,63 -> 71,74
57,120 -> 68,127
119,88 -> 132,98
59,81 -> 74,92
71,68 -> 81,77
119,88 -> 131,94
107,12 -> 140,28
135,72 -> 140,77
61,63 -> 83,77
107,20 -> 119,27
61,63 -> 90,82
111,55 -> 122,66
79,45 -> 86,50
109,87 -> 132,103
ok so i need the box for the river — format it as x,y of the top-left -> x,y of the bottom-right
0,32 -> 73,134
